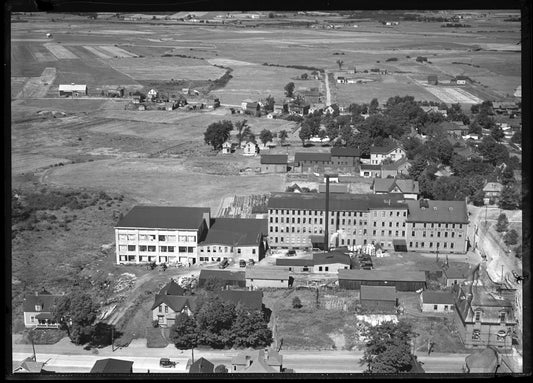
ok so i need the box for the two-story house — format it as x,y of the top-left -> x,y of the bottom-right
372,178 -> 419,200
115,206 -> 210,266
369,144 -> 406,165
151,279 -> 196,327
23,290 -> 61,329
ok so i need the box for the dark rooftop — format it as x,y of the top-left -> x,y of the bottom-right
313,251 -> 351,265
189,357 -> 214,373
260,154 -> 288,165
150,295 -> 197,312
159,279 -> 185,296
422,291 -> 455,305
90,359 -> 133,373
338,269 -> 426,282
369,143 -> 402,155
294,152 -> 331,162
216,290 -> 263,311
115,206 -> 210,229
360,164 -> 382,170
406,200 -> 469,224
276,257 -> 314,267
360,285 -> 396,301
199,269 -> 246,282
23,293 -> 61,312
199,218 -> 267,247
373,178 -> 419,194
330,147 -> 361,157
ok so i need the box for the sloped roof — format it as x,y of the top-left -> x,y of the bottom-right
90,359 -> 133,373
115,206 -> 209,229
483,182 -> 503,193
360,285 -> 396,301
313,252 -> 351,265
381,157 -> 410,171
439,121 -> 468,131
373,179 -> 419,194
276,257 -> 314,267
330,147 -> 361,157
422,291 -> 455,304
199,269 -> 246,282
159,279 -> 186,296
318,183 -> 349,193
231,349 -> 282,369
267,192 -> 407,212
15,357 -> 44,373
22,293 -> 61,312
370,144 -> 402,155
360,164 -> 382,170
406,200 -> 468,224
189,357 -> 214,373
246,267 -> 290,280
151,294 -> 197,312
261,154 -> 288,165
338,269 -> 426,282
199,218 -> 267,247
216,290 -> 263,311
294,152 -> 331,162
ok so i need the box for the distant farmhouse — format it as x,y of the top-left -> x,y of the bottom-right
58,84 -> 87,97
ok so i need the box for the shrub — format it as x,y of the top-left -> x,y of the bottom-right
292,296 -> 303,309
504,229 -> 519,246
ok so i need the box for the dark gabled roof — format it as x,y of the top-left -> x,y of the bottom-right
276,257 -> 314,267
216,290 -> 263,311
455,75 -> 469,80
231,349 -> 282,369
338,269 -> 426,282
246,267 -> 290,280
199,218 -> 267,247
330,147 -> 361,157
318,183 -> 349,193
261,154 -> 288,165
369,144 -> 402,155
406,200 -> 469,224
360,285 -> 396,301
189,357 -> 214,373
360,164 -> 382,170
90,359 -> 133,373
422,291 -> 455,304
150,294 -> 197,312
381,157 -> 410,171
22,293 -> 61,312
199,269 -> 246,282
159,279 -> 186,296
313,252 -> 351,266
267,192 -> 408,212
115,206 -> 210,230
373,179 -> 419,194
294,152 -> 331,162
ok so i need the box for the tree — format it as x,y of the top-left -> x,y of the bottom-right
499,185 -> 521,210
259,129 -> 274,146
408,157 -> 428,181
278,129 -> 288,146
230,306 -> 273,348
510,131 -> 521,144
235,119 -> 248,146
204,120 -> 233,150
361,320 -> 417,374
284,82 -> 295,97
318,129 -> 328,142
214,364 -> 228,373
325,120 -> 339,143
292,296 -> 303,309
496,213 -> 509,232
471,190 -> 485,206
431,176 -> 469,201
53,290 -> 99,345
196,296 -> 236,348
169,313 -> 198,350
501,167 -> 515,186
490,126 -> 505,142
264,95 -> 275,112
301,73 -> 308,80
369,98 -> 379,114
503,229 -> 519,246
336,59 -> 344,70
299,124 -> 312,146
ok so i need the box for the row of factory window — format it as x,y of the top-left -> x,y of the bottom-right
118,234 -> 196,242
270,210 -> 370,217
410,241 -> 455,249
413,223 -> 463,229
118,245 -> 195,253
411,231 -> 460,238
269,216 -> 407,227
198,246 -> 256,254
118,255 -> 182,262
269,226 -> 407,238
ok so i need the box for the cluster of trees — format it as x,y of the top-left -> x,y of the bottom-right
169,295 -> 272,350
496,213 -> 520,249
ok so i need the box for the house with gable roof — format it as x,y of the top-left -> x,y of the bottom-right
372,178 -> 419,200
90,358 -> 134,373
260,154 -> 288,173
189,357 -> 214,373
420,290 -> 455,313
330,146 -> 361,168
483,182 -> 503,205
23,290 -> 61,329
369,143 -> 406,165
231,349 -> 283,373
294,152 -> 332,172
151,279 -> 196,327
380,157 -> 411,178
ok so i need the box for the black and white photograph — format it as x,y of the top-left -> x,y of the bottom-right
6,2 -> 529,377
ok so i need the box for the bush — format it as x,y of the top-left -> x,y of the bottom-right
385,57 -> 398,62
292,296 -> 303,309
214,364 -> 228,373
504,229 -> 519,246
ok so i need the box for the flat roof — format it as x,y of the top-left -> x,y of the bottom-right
330,147 -> 361,157
338,269 -> 426,282
422,291 -> 455,304
115,206 -> 209,229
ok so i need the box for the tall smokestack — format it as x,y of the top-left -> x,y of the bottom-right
324,175 -> 330,252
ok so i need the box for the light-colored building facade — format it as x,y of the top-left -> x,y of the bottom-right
312,252 -> 351,273
260,154 -> 288,173
115,206 -> 210,265
370,144 -> 406,165
420,291 -> 455,313
23,292 -> 61,329
245,267 -> 290,289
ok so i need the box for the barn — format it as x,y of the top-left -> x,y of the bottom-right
245,267 -> 291,289
198,269 -> 246,289
58,84 -> 87,97
360,285 -> 397,313
275,257 -> 314,272
337,269 -> 426,291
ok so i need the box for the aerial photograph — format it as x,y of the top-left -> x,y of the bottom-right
9,8 -> 525,376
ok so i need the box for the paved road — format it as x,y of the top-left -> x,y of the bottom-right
324,69 -> 332,106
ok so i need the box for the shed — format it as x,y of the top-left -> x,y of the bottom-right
338,269 -> 426,291
189,357 -> 214,373
198,269 -> 246,288
246,267 -> 290,289
58,84 -> 87,97
360,285 -> 397,313
312,252 -> 351,273
90,358 -> 134,373
420,290 -> 455,313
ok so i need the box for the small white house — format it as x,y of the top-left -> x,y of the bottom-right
242,141 -> 258,156
221,141 -> 233,154
245,267 -> 290,289
147,89 -> 158,100
420,291 -> 455,313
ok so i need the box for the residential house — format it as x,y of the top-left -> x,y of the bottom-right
370,144 -> 406,165
165,101 -> 177,111
338,269 -> 427,291
372,178 -> 419,200
454,284 -> 516,350
58,84 -> 87,97
293,152 -> 331,172
115,206 -> 210,265
288,102 -> 310,116
273,104 -> 284,115
151,279 -> 196,327
312,251 -> 351,273
318,183 -> 349,194
330,147 -> 361,168
23,290 -> 61,329
132,95 -> 141,104
421,105 -> 447,117
246,267 -> 291,289
483,182 -> 503,205
452,76 -> 470,85
198,269 -> 246,289
434,166 -> 453,178
147,89 -> 158,101
198,217 -> 268,263
360,164 -> 381,178
360,285 -> 397,313
492,101 -> 519,115
323,173 -> 339,183
182,88 -> 191,95
242,141 -> 258,156
231,349 -> 282,373
221,141 -> 233,154
427,75 -> 438,85
215,289 -> 263,311
106,87 -> 124,97
260,154 -> 288,173
275,257 -> 314,272
90,359 -> 134,373
420,291 -> 455,313
189,357 -> 214,373
380,157 -> 411,178
443,263 -> 472,287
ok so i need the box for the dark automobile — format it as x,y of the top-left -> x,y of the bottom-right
219,259 -> 229,269
248,259 -> 255,266
239,259 -> 247,268
287,249 -> 296,256
160,358 -> 176,368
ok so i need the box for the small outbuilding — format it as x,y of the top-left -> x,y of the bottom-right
260,154 -> 288,173
198,269 -> 246,289
443,263 -> 471,287
338,269 -> 427,291
90,359 -> 134,374
58,84 -> 87,97
420,290 -> 455,313
245,267 -> 291,289
312,252 -> 351,273
360,285 -> 397,313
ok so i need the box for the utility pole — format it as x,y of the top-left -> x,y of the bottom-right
111,326 -> 115,352
324,174 -> 330,253
31,333 -> 37,361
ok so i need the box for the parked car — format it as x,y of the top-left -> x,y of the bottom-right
287,249 -> 296,256
248,259 -> 255,266
160,358 -> 176,368
239,259 -> 247,268
219,259 -> 229,269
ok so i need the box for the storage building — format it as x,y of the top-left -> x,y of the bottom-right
360,285 -> 397,313
338,269 -> 426,291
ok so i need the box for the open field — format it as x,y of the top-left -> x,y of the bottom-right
15,67 -> 56,99
423,85 -> 482,104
